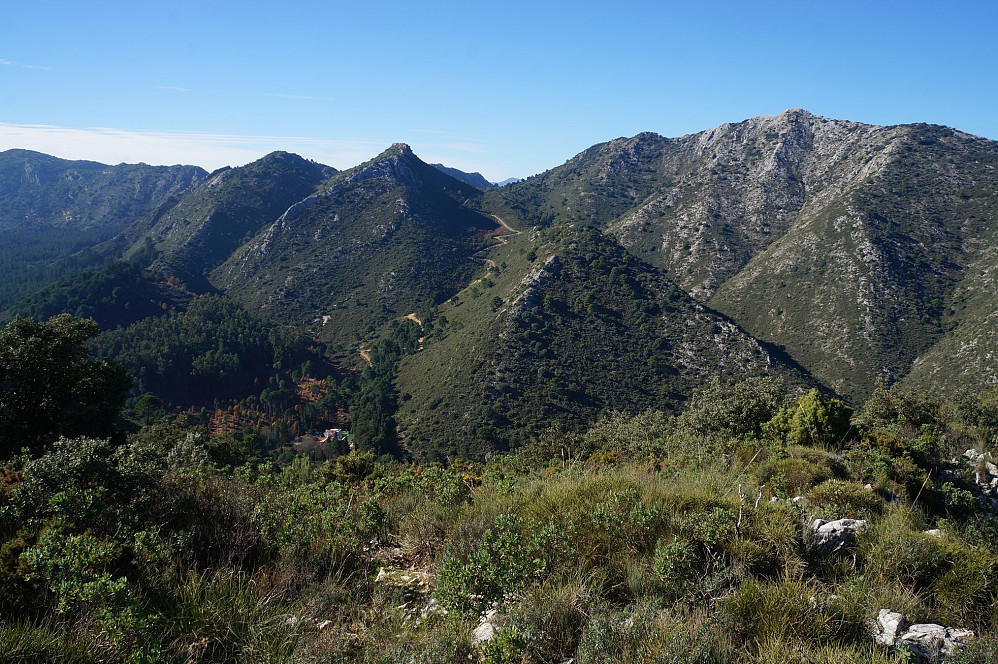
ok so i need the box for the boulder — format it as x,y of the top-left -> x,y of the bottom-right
897,623 -> 974,663
472,607 -> 498,645
872,609 -> 907,647
811,518 -> 867,555
472,621 -> 494,644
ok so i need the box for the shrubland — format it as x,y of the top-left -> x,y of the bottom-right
4,367 -> 998,662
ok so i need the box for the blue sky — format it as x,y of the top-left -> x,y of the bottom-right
1,0 -> 996,181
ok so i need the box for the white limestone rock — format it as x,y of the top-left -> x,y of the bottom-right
872,609 -> 907,647
811,518 -> 867,555
472,607 -> 499,645
897,623 -> 974,663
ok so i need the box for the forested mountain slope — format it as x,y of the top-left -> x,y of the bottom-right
0,149 -> 205,308
124,151 -> 336,291
213,144 -> 500,346
485,110 -> 998,400
4,110 -> 998,433
395,223 -> 815,458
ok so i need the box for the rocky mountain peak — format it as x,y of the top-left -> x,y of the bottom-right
346,143 -> 429,188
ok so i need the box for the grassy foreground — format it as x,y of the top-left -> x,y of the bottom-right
4,380 -> 998,663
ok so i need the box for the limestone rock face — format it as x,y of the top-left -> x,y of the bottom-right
472,608 -> 499,645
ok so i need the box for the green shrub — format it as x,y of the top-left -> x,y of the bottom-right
0,620 -> 100,664
951,632 -> 998,664
480,625 -> 529,664
748,639 -> 903,663
19,527 -> 130,615
941,481 -> 979,518
3,436 -> 156,534
252,477 -> 361,576
806,479 -> 884,518
397,500 -> 454,564
676,376 -> 788,440
859,377 -> 937,430
330,450 -> 377,485
652,506 -> 737,600
164,570 -> 301,664
854,505 -> 998,625
760,446 -> 845,496
845,430 -> 930,501
764,390 -> 853,450
576,602 -> 736,663
581,409 -> 672,460
933,545 -> 998,627
487,580 -> 592,664
723,574 -> 867,647
434,513 -> 571,615
730,501 -> 806,580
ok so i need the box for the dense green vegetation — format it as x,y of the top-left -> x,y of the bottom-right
0,315 -> 131,458
0,149 -> 205,309
94,296 -> 325,408
5,339 -> 998,662
351,319 -> 421,456
5,119 -> 998,661
8,259 -> 182,330
397,225 -> 811,457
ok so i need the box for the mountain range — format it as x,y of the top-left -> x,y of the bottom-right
2,108 -> 997,456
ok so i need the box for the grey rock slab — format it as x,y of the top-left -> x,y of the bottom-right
873,609 -> 907,647
897,623 -> 974,664
811,518 -> 867,555
472,607 -> 499,645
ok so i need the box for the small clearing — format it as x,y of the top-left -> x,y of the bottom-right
404,313 -> 426,350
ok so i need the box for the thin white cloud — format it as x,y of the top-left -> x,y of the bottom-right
263,92 -> 335,102
155,85 -> 189,92
0,123 -> 391,171
1,58 -> 51,70
0,123 -> 510,182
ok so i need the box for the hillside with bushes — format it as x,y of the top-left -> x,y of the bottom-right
4,110 -> 998,661
4,335 -> 998,662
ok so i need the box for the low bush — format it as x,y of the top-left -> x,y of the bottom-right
759,446 -> 846,496
806,479 -> 884,518
485,579 -> 593,664
435,512 -> 572,615
575,602 -> 737,664
723,574 -> 867,648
